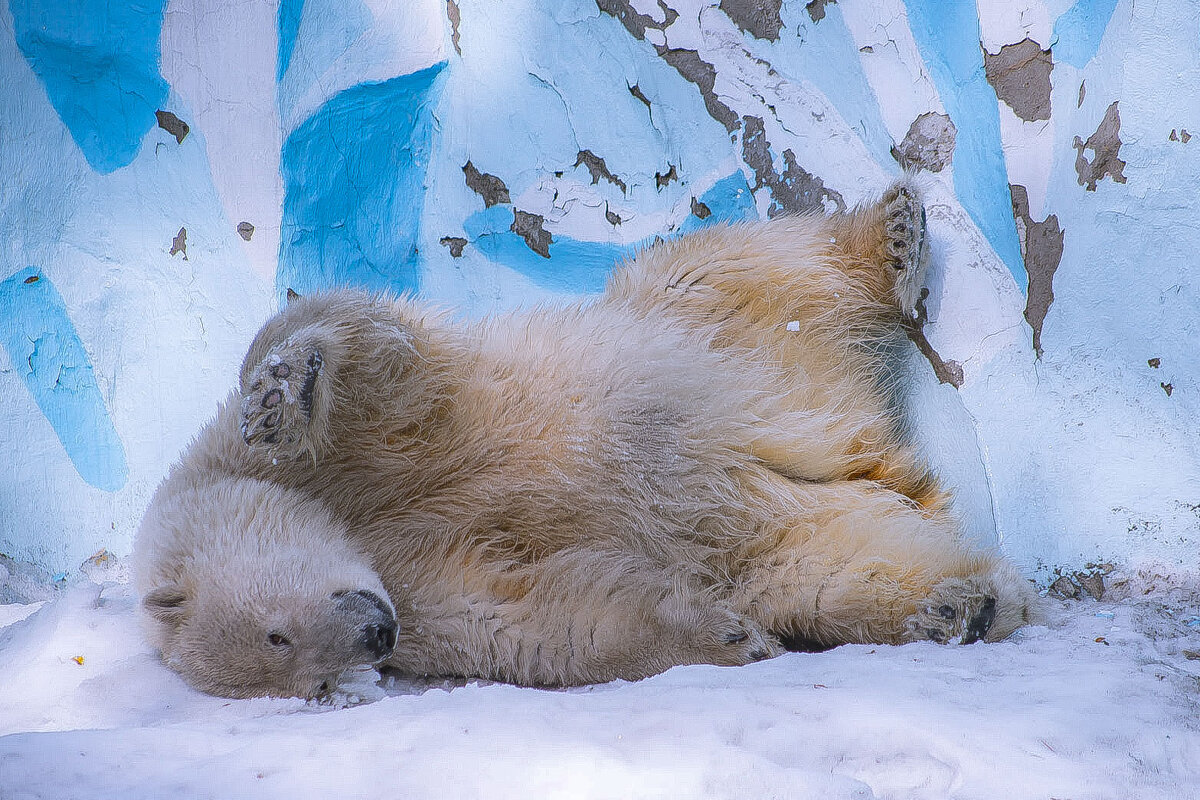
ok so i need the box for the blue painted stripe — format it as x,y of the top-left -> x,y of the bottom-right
902,0 -> 1027,287
679,172 -> 758,234
10,0 -> 169,173
1053,0 -> 1121,68
0,267 -> 128,492
465,172 -> 758,294
464,206 -> 633,295
277,0 -> 306,81
278,64 -> 447,302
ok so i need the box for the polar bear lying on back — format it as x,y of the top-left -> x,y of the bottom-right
135,182 -> 1033,699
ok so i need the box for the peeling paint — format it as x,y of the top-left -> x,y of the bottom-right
574,150 -> 627,193
891,112 -> 957,173
691,197 -> 712,219
439,236 -> 467,257
236,221 -> 255,241
594,0 -> 676,41
656,47 -> 740,133
446,0 -> 462,56
1162,382 -> 1174,397
1078,80 -> 1086,108
511,209 -> 552,258
983,38 -> 1053,123
1073,101 -> 1126,191
1148,357 -> 1161,368
169,227 -> 188,259
1011,184 -> 1065,357
742,115 -> 842,216
605,205 -> 622,225
155,110 -> 190,144
462,160 -> 511,208
654,164 -> 678,190
719,0 -> 784,42
806,0 -> 836,23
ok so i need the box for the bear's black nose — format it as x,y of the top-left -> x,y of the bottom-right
362,620 -> 397,660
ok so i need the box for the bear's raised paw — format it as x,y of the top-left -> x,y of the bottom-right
240,342 -> 324,459
881,183 -> 928,317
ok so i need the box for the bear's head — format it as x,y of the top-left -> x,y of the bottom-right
135,477 -> 397,699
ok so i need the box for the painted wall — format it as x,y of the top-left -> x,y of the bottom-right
1,0 -> 1196,578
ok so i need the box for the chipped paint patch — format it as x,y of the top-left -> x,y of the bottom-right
511,209 -> 553,258
1073,101 -> 1126,191
806,0 -> 836,23
742,116 -> 843,215
169,228 -> 188,260
439,236 -> 467,257
719,0 -> 784,42
575,150 -> 627,193
1011,184 -> 1065,356
446,0 -> 462,56
656,47 -> 740,133
237,222 -> 256,241
155,111 -> 190,144
892,112 -> 957,173
463,161 -> 512,208
0,267 -> 128,491
983,38 -> 1053,123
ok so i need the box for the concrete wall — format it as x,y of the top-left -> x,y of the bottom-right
2,0 -> 1196,577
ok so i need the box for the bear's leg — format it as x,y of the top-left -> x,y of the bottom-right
727,475 -> 1033,648
239,324 -> 337,462
388,551 -> 783,685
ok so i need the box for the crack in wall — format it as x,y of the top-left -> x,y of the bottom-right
1011,184 -> 1064,357
983,38 -> 1053,123
1074,101 -> 1126,191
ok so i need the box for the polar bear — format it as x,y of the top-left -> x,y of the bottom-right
135,182 -> 1034,698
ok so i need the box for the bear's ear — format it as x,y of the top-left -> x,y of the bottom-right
143,585 -> 190,627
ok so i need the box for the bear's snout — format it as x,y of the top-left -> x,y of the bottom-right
331,588 -> 398,662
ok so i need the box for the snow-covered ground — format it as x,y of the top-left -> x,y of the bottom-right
1,558 -> 1198,800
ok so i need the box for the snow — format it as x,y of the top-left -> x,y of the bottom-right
2,563 -> 1199,800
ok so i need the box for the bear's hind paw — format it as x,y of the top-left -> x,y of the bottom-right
903,576 -> 998,645
240,343 -> 325,459
881,183 -> 929,317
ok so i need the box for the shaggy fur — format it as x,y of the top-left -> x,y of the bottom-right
135,182 -> 1035,698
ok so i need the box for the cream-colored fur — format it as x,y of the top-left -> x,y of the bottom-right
135,182 -> 1035,697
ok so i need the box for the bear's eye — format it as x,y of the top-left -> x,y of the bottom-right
267,632 -> 292,647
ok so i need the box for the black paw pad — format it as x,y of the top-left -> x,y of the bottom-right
962,597 -> 997,645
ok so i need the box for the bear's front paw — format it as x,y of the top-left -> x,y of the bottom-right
881,183 -> 928,317
903,576 -> 997,645
698,607 -> 783,666
240,342 -> 325,460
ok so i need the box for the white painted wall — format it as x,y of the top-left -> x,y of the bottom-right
1,0 -> 1195,578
